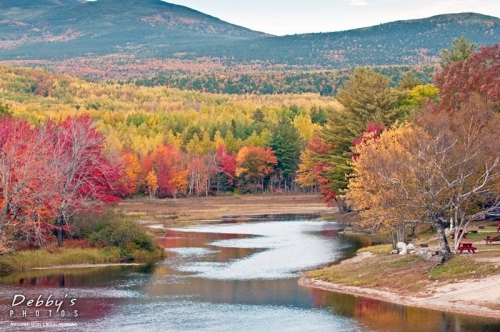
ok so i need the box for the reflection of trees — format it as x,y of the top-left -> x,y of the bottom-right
311,289 -> 482,331
18,274 -> 69,287
151,230 -> 316,306
0,265 -> 158,322
2,265 -> 153,288
144,274 -> 313,307
159,231 -> 256,263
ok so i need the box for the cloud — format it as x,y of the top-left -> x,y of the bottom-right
349,0 -> 370,6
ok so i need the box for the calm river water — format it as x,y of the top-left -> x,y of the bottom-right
1,220 -> 499,331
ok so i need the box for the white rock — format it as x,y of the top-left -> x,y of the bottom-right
397,242 -> 407,255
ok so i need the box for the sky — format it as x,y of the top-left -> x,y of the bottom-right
164,0 -> 500,35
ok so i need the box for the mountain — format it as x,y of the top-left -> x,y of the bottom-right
0,0 -> 499,78
208,12 -> 500,68
0,0 -> 267,60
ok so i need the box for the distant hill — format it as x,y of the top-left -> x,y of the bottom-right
0,0 -> 499,78
207,12 -> 500,68
0,0 -> 267,60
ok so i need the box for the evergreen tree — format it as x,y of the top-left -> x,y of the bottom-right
440,36 -> 476,67
251,108 -> 265,122
310,106 -> 328,125
315,68 -> 404,202
270,117 -> 304,184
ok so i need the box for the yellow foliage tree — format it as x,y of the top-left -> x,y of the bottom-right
295,148 -> 318,188
121,151 -> 142,195
145,170 -> 159,198
347,99 -> 500,259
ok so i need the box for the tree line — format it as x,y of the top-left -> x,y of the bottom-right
133,66 -> 434,96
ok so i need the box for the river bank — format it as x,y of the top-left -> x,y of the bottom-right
147,193 -> 499,320
118,193 -> 332,226
0,245 -> 164,275
301,241 -> 500,319
0,194 -> 329,274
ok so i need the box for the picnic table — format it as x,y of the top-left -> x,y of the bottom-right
485,235 -> 500,244
458,241 -> 476,254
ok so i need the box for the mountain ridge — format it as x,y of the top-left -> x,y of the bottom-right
0,0 -> 268,60
0,1 -> 499,77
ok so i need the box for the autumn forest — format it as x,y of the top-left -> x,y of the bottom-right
1,37 -> 500,260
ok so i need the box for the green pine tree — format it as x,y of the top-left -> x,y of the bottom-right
317,68 -> 404,196
440,36 -> 476,67
270,116 -> 304,183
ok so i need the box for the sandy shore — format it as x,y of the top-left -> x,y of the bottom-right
300,253 -> 500,319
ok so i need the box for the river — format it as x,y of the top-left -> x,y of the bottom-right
1,220 -> 499,331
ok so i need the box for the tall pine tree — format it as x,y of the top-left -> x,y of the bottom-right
270,116 -> 303,189
314,68 -> 404,207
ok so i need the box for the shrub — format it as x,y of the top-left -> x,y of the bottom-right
71,209 -> 155,256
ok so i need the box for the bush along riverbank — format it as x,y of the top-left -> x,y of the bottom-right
303,222 -> 500,319
0,209 -> 164,275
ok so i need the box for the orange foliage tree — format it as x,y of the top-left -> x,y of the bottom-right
347,101 -> 500,259
236,146 -> 277,193
145,144 -> 189,199
119,149 -> 142,196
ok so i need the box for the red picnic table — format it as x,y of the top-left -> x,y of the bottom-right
458,241 -> 476,254
485,235 -> 500,244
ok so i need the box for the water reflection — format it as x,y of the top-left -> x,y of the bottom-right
166,221 -> 353,280
313,290 -> 500,332
0,220 -> 499,331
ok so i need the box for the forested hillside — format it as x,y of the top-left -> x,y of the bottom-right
0,0 -> 265,60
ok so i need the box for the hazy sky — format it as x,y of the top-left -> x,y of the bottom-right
165,0 -> 500,35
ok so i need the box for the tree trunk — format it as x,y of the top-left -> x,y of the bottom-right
390,229 -> 397,250
434,218 -> 453,264
396,224 -> 405,243
335,198 -> 352,212
56,215 -> 63,248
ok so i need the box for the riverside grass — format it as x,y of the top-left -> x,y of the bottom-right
307,245 -> 500,293
0,246 -> 164,274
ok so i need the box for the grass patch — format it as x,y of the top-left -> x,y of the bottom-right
428,255 -> 500,280
358,244 -> 393,255
0,246 -> 163,275
307,251 -> 434,292
306,221 -> 500,296
387,255 -> 417,267
0,208 -> 167,276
